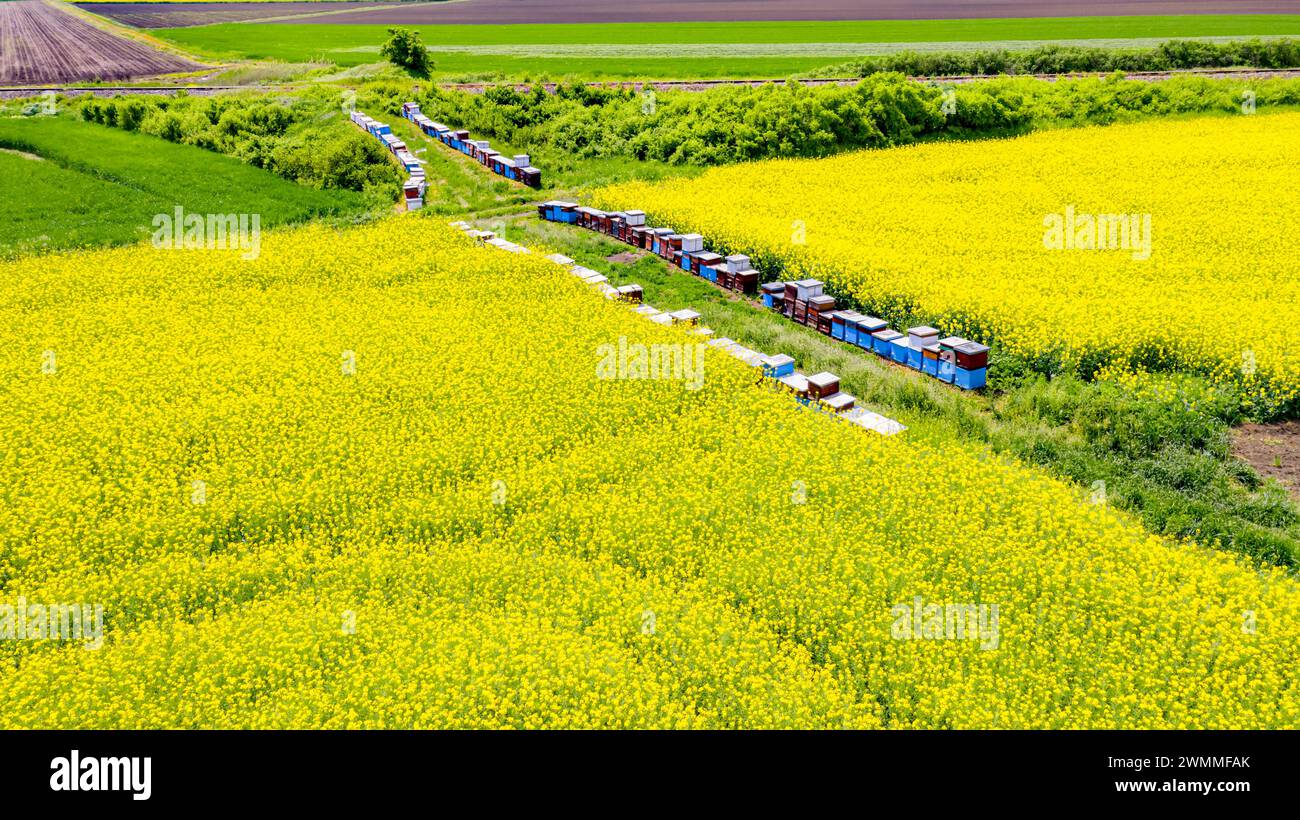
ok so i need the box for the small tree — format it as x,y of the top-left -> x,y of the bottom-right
381,28 -> 432,78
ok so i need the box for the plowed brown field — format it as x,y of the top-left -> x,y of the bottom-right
0,1 -> 200,84
75,2 -> 385,29
76,0 -> 1300,28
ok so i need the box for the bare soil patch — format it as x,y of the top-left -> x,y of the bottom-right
76,2 -> 387,29
1233,420 -> 1300,500
245,0 -> 1300,26
1,1 -> 200,84
606,250 -> 645,264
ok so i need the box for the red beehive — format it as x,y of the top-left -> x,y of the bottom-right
955,341 -> 990,370
732,270 -> 758,294
693,252 -> 723,271
806,372 -> 841,400
809,295 -> 836,313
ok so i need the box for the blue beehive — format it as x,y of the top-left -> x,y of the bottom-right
830,311 -> 849,341
856,317 -> 887,350
889,335 -> 910,363
874,329 -> 903,357
702,265 -> 719,284
955,367 -> 987,390
921,345 -> 941,376
679,252 -> 695,273
906,344 -> 924,370
842,313 -> 861,346
936,357 -> 956,384
761,354 -> 795,378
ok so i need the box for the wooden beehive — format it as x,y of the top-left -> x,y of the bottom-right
806,372 -> 841,400
820,392 -> 856,413
733,270 -> 758,294
794,279 -> 824,301
725,254 -> 750,273
954,341 -> 990,371
907,325 -> 940,351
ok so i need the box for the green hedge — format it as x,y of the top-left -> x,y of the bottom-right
77,88 -> 402,205
809,38 -> 1300,78
379,73 -> 1300,168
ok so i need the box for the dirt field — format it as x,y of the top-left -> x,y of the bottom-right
1234,420 -> 1300,501
80,0 -> 1300,28
0,2 -> 200,84
75,2 -> 386,29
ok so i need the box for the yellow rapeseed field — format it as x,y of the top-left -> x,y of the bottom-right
1,217 -> 1296,728
593,112 -> 1300,416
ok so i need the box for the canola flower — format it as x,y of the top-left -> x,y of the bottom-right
0,217 -> 1297,728
593,112 -> 1300,418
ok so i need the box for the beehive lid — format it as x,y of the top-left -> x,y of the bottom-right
707,337 -> 737,349
670,309 -> 702,322
582,273 -> 609,285
796,279 -> 822,288
849,410 -> 907,436
939,336 -> 968,348
807,372 -> 839,389
908,326 -> 940,337
857,316 -> 888,330
545,253 -> 575,266
695,252 -> 723,262
599,284 -> 618,297
634,305 -> 661,316
761,282 -> 786,294
650,313 -> 674,326
956,341 -> 991,355
726,254 -> 750,263
874,328 -> 904,340
761,354 -> 795,368
693,327 -> 715,336
821,392 -> 855,411
779,373 -> 809,393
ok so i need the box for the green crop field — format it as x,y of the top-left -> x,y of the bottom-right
0,117 -> 367,256
155,15 -> 1300,79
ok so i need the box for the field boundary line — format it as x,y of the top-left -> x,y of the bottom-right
232,1 -> 468,26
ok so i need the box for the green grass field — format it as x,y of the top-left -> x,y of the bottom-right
0,117 -> 367,256
155,15 -> 1300,79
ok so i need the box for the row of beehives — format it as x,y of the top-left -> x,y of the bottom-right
537,201 -> 760,295
400,102 -> 543,189
350,110 -> 427,211
448,221 -> 906,436
537,199 -> 988,390
757,281 -> 990,390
